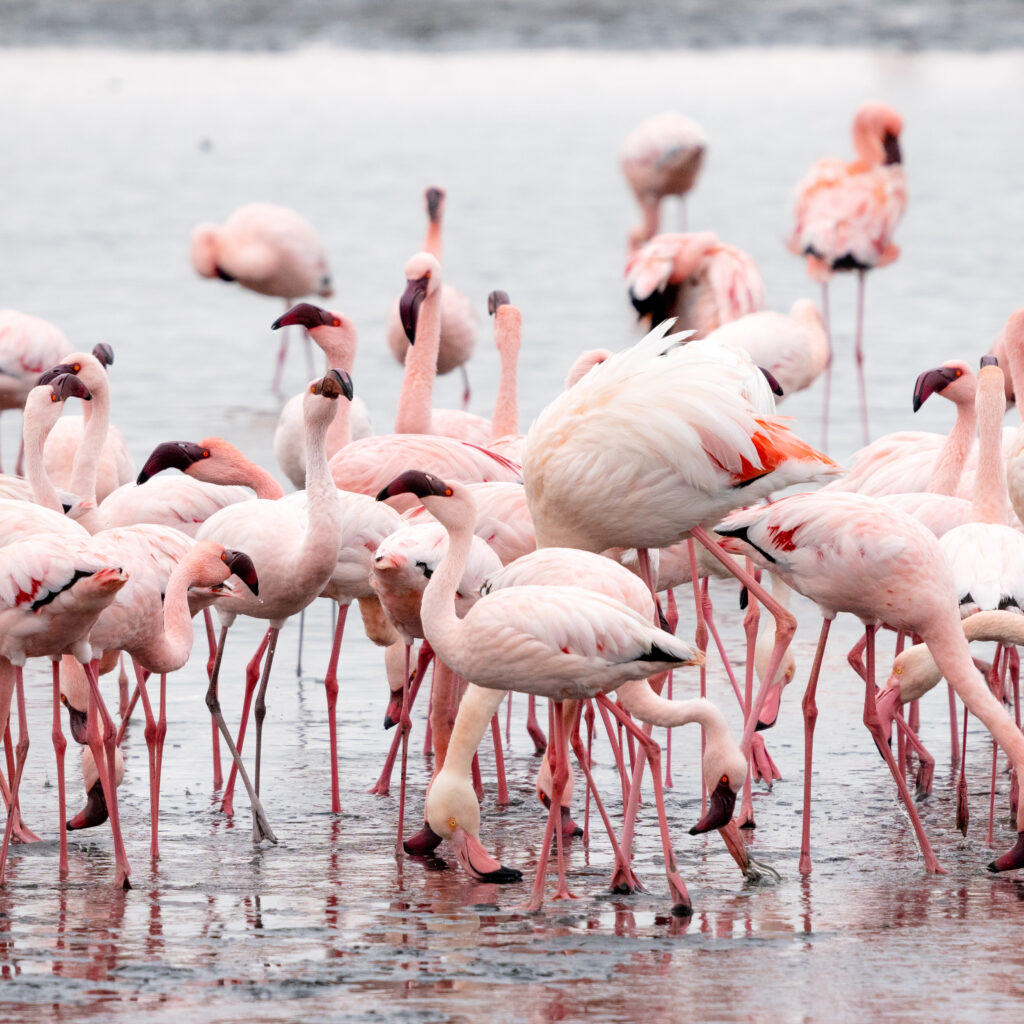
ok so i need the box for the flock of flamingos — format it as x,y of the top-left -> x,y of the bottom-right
2,98 -> 1023,918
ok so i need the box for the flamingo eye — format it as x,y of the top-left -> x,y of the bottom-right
955,369 -> 962,377
309,385 -> 317,394
50,393 -> 58,402
332,318 -> 340,327
444,488 -> 453,496
894,666 -> 903,675
720,774 -> 728,785
447,816 -> 457,830
72,363 -> 81,372
202,450 -> 210,458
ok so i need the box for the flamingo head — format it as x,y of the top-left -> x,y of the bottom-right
487,290 -> 510,315
310,368 -> 354,402
92,343 -> 115,369
912,360 -> 971,412
137,441 -> 210,483
399,252 -> 441,343
221,548 -> 259,597
853,102 -> 903,166
272,302 -> 341,331
425,186 -> 446,223
376,470 -> 453,503
45,373 -> 92,403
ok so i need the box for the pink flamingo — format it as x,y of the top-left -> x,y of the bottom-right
272,304 -> 373,490
385,187 -> 478,408
0,537 -> 129,886
716,489 -> 1024,875
0,309 -> 72,473
194,371 -> 349,838
392,253 -> 490,443
190,202 -> 333,395
621,113 -> 707,249
376,471 -> 705,912
788,101 -> 907,446
625,232 -> 765,337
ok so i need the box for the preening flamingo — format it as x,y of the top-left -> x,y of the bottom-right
787,101 -> 907,445
376,471 -> 704,912
625,232 -> 765,337
385,187 -> 478,408
621,113 -> 707,249
189,202 -> 333,394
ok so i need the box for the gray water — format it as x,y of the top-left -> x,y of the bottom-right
2,45 -> 1024,1023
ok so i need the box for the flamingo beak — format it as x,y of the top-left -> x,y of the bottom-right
272,302 -> 330,331
66,703 -> 90,745
223,549 -> 259,597
912,366 -> 960,412
399,275 -> 430,343
883,131 -> 902,166
37,362 -> 80,386
689,778 -> 737,834
50,374 -> 93,403
137,442 -> 207,484
92,343 -> 115,368
383,688 -> 403,729
403,821 -> 444,855
67,779 -> 108,830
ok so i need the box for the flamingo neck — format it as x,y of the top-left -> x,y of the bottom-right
927,396 -> 976,496
490,306 -> 521,440
141,558 -> 199,673
420,508 -> 473,668
210,452 -> 284,500
312,322 -> 358,375
324,395 -> 352,457
23,406 -> 62,512
423,220 -> 443,262
297,402 -> 343,583
440,683 -> 505,777
394,285 -> 442,435
971,369 -> 1008,524
70,379 -> 110,505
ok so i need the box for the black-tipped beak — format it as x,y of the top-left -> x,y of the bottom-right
759,366 -> 784,397
425,186 -> 445,222
912,366 -> 960,412
689,778 -> 737,834
137,441 -> 208,484
629,284 -> 676,326
883,131 -> 902,166
67,779 -> 108,830
67,703 -> 89,745
273,302 -> 332,331
980,354 -> 998,369
37,362 -> 79,387
404,821 -> 444,855
92,343 -> 115,368
399,275 -> 430,343
313,368 -> 354,401
375,470 -> 451,503
50,373 -> 93,403
488,290 -> 510,315
224,549 -> 259,596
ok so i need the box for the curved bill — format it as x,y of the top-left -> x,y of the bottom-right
689,777 -> 737,834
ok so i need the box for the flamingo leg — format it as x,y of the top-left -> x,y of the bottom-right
459,364 -> 471,411
739,566 -> 760,827
687,543 -> 707,804
83,660 -> 132,888
203,609 -> 223,790
323,604 -> 348,813
222,626 -> 271,815
295,608 -> 305,678
799,619 -> 831,875
583,699 -> 595,845
854,269 -> 869,446
525,694 -> 546,755
371,642 -> 433,796
860,626 -> 946,874
0,667 -> 29,885
948,683 -> 961,771
957,707 -> 970,836
251,628 -> 280,807
203,625 -> 277,844
1,723 -> 41,846
51,662 -> 68,878
490,712 -> 508,806
133,661 -> 161,859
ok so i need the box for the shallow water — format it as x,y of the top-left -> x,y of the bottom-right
2,45 -> 1024,1023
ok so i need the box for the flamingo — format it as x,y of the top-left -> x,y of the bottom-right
715,489 -> 1024,876
0,536 -> 129,886
385,187 -> 478,408
625,232 -> 765,337
620,113 -> 707,249
0,310 -> 72,473
787,101 -> 907,445
194,370 -> 350,838
375,471 -> 704,912
392,252 -> 490,443
271,303 -> 373,490
189,202 -> 333,394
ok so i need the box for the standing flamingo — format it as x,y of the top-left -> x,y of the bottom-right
190,203 -> 333,394
385,187 -> 478,408
787,101 -> 907,445
621,113 -> 707,249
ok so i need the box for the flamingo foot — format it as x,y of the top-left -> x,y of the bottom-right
452,828 -> 522,883
609,857 -> 647,895
750,734 -> 781,785
404,822 -> 444,856
989,831 -> 1024,872
10,812 -> 42,845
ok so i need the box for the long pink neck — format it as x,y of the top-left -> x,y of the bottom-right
70,377 -> 110,505
1003,314 -> 1024,423
419,505 -> 473,669
394,285 -> 442,435
490,306 -> 521,440
927,394 -> 976,496
138,555 -> 202,673
206,450 -> 284,500
309,323 -> 358,456
23,402 -> 63,512
424,219 -> 443,262
971,367 -> 1008,524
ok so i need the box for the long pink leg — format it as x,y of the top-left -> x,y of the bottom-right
324,605 -> 348,813
117,654 -> 130,721
250,627 -> 281,839
83,660 -> 132,888
525,695 -> 546,755
860,626 -> 945,873
133,661 -> 162,859
490,712 -> 509,806
854,269 -> 870,446
222,626 -> 272,815
597,693 -> 691,914
204,625 -> 276,844
0,667 -> 29,884
1,720 -> 40,845
799,619 -> 831,875
204,609 -> 223,789
821,281 -> 832,451
582,699 -> 595,844
505,693 -> 513,744
738,566 -> 760,827
370,643 -> 433,796
690,526 -> 797,760
52,663 -> 69,878
687,543 -> 708,803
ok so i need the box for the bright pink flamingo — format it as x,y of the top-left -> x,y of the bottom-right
392,253 -> 490,443
0,310 -> 72,474
194,371 -> 349,839
190,202 -> 333,394
0,537 -> 129,886
788,101 -> 907,445
625,232 -> 765,337
271,304 -> 373,490
376,471 -> 705,912
386,187 -> 478,408
621,113 -> 707,249
716,489 -> 1024,876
